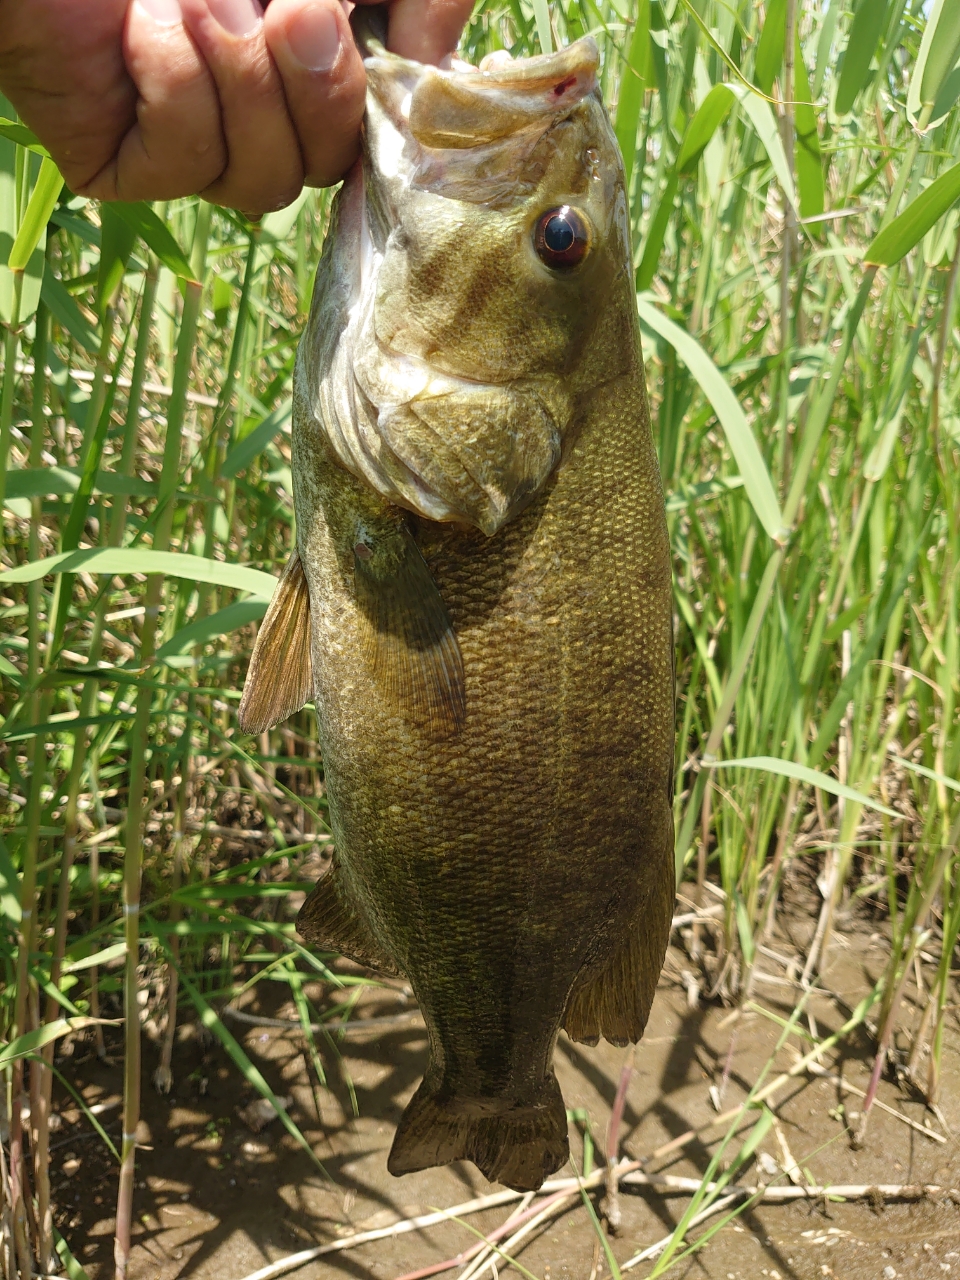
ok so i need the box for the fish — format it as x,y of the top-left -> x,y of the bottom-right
238,10 -> 676,1194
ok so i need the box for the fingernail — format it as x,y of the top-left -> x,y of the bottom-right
285,1 -> 342,72
137,0 -> 182,23
207,0 -> 263,37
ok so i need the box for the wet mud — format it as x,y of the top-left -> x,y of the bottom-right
53,896 -> 959,1280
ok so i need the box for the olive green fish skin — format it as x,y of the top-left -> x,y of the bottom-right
291,36 -> 675,1191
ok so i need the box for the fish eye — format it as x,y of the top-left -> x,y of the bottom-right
533,206 -> 590,270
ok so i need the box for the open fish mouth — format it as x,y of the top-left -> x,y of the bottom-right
299,17 -> 625,536
359,23 -> 600,158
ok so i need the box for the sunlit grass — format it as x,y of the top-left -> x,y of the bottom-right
1,0 -> 958,1273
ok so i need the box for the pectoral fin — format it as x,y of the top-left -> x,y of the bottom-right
238,548 -> 313,734
352,524 -> 465,739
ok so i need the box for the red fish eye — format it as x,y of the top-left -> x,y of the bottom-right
533,206 -> 590,270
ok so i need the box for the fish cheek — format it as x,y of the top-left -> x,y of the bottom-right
371,204 -> 526,380
375,215 -> 596,383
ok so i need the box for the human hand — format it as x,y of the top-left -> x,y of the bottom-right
0,0 -> 473,215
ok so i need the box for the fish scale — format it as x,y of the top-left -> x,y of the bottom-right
239,14 -> 675,1193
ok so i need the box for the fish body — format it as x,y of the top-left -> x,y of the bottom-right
240,23 -> 675,1193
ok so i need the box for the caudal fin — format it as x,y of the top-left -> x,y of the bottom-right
388,1074 -> 569,1192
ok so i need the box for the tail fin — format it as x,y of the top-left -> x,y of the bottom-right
388,1074 -> 569,1192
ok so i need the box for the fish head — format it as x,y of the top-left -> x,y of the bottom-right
301,29 -> 635,536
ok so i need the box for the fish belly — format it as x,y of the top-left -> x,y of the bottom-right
295,374 -> 674,1189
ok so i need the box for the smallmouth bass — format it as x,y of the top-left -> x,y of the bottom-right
239,14 -> 675,1193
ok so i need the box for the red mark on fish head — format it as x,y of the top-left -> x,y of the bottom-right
553,76 -> 577,97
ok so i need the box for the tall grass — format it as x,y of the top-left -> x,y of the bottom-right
1,0 -> 959,1273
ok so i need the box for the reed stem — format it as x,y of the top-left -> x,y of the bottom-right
113,202 -> 210,1280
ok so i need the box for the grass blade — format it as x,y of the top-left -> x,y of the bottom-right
677,85 -> 734,175
615,0 -> 651,190
0,547 -> 278,596
157,599 -> 269,661
531,0 -> 552,54
836,0 -> 891,115
0,1017 -> 114,1067
909,0 -> 960,123
0,118 -> 47,155
7,156 -> 62,273
865,161 -> 960,265
110,201 -> 196,281
223,398 -> 292,478
710,757 -> 899,818
638,297 -> 786,541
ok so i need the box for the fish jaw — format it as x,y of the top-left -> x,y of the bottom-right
298,35 -> 631,536
366,37 -> 600,158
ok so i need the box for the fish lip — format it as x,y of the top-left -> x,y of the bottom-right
452,37 -> 599,87
363,37 -> 600,102
358,27 -> 600,149
351,3 -> 598,86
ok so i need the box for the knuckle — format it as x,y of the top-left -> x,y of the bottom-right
204,166 -> 303,217
235,45 -> 287,106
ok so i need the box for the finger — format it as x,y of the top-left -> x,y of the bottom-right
0,0 -> 133,196
356,0 -> 474,65
93,0 -> 225,202
263,0 -> 365,188
180,0 -> 304,215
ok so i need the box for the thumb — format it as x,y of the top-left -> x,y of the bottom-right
264,0 -> 366,188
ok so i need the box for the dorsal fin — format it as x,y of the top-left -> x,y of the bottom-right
238,548 -> 313,734
563,820 -> 674,1047
352,525 -> 465,739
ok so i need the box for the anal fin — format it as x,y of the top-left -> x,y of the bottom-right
353,525 -> 465,739
297,861 -> 399,976
239,548 -> 313,734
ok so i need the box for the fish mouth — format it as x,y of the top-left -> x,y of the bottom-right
359,31 -> 599,152
353,5 -> 599,152
355,13 -> 601,211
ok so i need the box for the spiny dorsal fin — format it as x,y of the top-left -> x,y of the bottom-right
238,548 -> 313,734
352,527 -> 465,739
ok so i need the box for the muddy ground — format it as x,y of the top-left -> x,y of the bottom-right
52,888 -> 960,1280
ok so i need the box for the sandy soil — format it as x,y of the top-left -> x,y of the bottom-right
52,890 -> 960,1280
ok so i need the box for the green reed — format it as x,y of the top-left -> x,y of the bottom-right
1,0 -> 959,1273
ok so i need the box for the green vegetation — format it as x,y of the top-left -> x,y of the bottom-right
1,0 -> 959,1273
